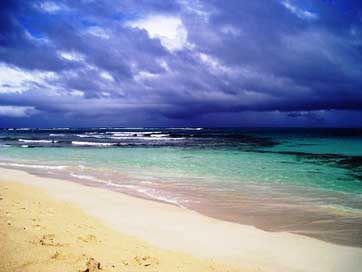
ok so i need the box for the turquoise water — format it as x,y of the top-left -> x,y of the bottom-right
0,128 -> 361,246
1,145 -> 360,193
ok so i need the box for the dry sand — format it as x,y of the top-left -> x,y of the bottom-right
0,179 -> 247,272
1,167 -> 362,272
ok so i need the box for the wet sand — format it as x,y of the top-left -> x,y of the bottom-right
1,167 -> 362,272
0,179 -> 247,272
3,161 -> 362,248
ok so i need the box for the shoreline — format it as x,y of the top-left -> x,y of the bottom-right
0,175 -> 245,272
1,167 -> 362,271
2,162 -> 362,248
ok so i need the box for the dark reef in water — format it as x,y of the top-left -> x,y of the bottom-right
1,128 -> 362,180
254,150 -> 362,180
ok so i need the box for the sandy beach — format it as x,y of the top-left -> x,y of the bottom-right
2,0 -> 361,270
0,170 -> 246,272
1,167 -> 362,272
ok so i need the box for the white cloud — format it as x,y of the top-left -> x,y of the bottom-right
281,0 -> 318,20
134,71 -> 159,82
197,53 -> 238,77
101,92 -> 111,97
157,59 -> 170,72
126,15 -> 192,52
70,90 -> 85,97
58,51 -> 85,62
178,0 -> 211,21
0,106 -> 38,117
0,63 -> 57,94
86,26 -> 110,39
99,71 -> 114,81
24,30 -> 51,44
39,1 -> 62,13
221,25 -> 241,36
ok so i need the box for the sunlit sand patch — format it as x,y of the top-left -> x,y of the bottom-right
0,180 -> 250,272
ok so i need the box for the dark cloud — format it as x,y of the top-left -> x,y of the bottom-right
0,0 -> 361,127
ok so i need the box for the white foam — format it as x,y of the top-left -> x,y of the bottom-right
49,134 -> 66,137
19,139 -> 58,143
115,127 -> 144,129
134,187 -> 185,208
0,162 -> 66,170
109,136 -> 184,141
70,173 -> 101,181
150,134 -> 170,138
76,134 -> 109,139
107,182 -> 138,189
76,134 -> 93,138
140,181 -> 155,185
106,131 -> 159,136
71,141 -> 123,147
71,173 -> 137,189
0,144 -> 10,148
169,127 -> 203,130
68,173 -> 185,208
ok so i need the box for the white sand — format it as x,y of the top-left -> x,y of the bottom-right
1,167 -> 361,272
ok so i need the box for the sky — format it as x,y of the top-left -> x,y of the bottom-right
0,0 -> 361,128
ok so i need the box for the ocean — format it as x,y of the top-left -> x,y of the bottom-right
0,127 -> 361,246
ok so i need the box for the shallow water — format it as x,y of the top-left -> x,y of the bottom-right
0,127 -> 361,246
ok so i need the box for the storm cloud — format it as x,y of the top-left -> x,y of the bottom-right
0,0 -> 361,127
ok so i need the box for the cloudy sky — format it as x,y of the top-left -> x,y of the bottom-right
0,0 -> 361,127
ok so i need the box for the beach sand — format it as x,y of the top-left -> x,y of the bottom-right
1,167 -> 362,272
0,179 -> 246,272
